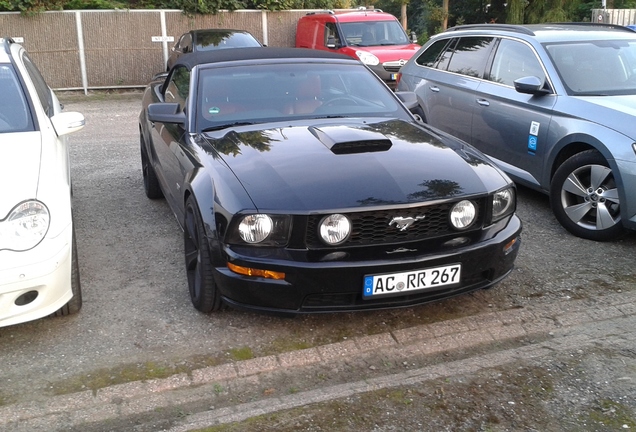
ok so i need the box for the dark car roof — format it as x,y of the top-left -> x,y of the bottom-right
173,47 -> 355,69
188,28 -> 261,44
189,28 -> 253,37
444,23 -> 636,43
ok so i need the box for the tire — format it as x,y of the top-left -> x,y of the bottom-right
184,196 -> 222,313
140,133 -> 163,199
54,223 -> 82,316
413,105 -> 426,123
550,150 -> 623,241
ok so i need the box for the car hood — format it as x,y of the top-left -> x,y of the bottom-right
0,131 -> 42,218
574,95 -> 636,139
206,119 -> 507,212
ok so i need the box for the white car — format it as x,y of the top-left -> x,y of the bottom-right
0,38 -> 85,327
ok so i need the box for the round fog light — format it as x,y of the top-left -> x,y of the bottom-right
450,200 -> 476,229
319,214 -> 351,245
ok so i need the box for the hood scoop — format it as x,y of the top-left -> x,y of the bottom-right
309,125 -> 392,155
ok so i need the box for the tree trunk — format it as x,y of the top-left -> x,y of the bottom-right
401,2 -> 407,30
443,0 -> 449,30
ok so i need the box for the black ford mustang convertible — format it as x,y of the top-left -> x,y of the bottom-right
139,47 -> 522,314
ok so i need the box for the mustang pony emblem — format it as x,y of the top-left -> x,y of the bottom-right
389,215 -> 426,231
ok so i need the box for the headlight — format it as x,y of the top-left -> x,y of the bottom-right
355,51 -> 380,66
238,214 -> 273,244
319,214 -> 351,245
232,214 -> 291,246
0,200 -> 50,251
450,200 -> 477,230
491,188 -> 515,222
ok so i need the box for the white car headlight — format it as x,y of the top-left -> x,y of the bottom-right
319,214 -> 351,245
450,200 -> 477,230
355,51 -> 380,66
238,214 -> 273,244
0,200 -> 50,251
492,188 -> 515,222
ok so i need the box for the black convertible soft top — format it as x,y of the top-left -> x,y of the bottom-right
173,47 -> 354,70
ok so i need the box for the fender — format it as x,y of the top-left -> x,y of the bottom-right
182,167 -> 227,268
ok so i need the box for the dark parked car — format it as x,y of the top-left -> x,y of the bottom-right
139,47 -> 521,315
397,23 -> 636,241
166,29 -> 262,70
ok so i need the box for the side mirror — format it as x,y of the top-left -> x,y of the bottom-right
394,91 -> 419,111
148,103 -> 186,125
51,111 -> 85,136
326,35 -> 338,49
410,31 -> 418,44
514,76 -> 551,96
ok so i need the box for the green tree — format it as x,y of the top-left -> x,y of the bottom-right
507,0 -> 525,23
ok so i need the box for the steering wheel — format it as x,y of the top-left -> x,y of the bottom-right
323,97 -> 360,107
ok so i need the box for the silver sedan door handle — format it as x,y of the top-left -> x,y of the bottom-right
429,86 -> 440,93
477,98 -> 490,107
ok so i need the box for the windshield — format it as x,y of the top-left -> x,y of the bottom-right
0,64 -> 34,133
340,20 -> 410,47
196,62 -> 409,133
195,31 -> 261,51
546,40 -> 636,96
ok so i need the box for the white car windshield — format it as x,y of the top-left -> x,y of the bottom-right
546,40 -> 636,96
0,65 -> 34,133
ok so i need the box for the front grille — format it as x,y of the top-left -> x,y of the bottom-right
382,60 -> 407,73
300,268 -> 491,311
305,200 -> 485,249
383,65 -> 402,73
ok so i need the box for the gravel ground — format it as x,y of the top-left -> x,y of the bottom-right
0,92 -> 634,431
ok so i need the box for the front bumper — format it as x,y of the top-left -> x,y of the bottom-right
214,215 -> 522,314
0,225 -> 73,327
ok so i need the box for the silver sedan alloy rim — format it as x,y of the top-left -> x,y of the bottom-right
560,163 -> 621,231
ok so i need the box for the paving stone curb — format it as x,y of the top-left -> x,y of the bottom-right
2,290 -> 634,431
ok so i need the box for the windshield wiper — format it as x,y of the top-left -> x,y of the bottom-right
202,121 -> 255,132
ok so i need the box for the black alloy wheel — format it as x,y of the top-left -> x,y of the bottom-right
54,221 -> 82,316
184,196 -> 221,313
140,134 -> 163,199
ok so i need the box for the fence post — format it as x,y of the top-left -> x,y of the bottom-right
160,10 -> 169,68
75,10 -> 88,94
261,10 -> 269,46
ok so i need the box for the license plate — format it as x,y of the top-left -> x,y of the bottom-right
363,264 -> 461,298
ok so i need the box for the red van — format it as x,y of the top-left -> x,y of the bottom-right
295,9 -> 420,88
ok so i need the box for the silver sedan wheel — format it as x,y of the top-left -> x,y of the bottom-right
550,150 -> 623,241
560,163 -> 621,231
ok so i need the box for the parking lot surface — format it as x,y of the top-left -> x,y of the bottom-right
0,92 -> 634,431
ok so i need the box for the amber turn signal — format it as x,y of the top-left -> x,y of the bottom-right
227,262 -> 285,280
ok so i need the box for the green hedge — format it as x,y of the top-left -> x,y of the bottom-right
0,0 -> 351,13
